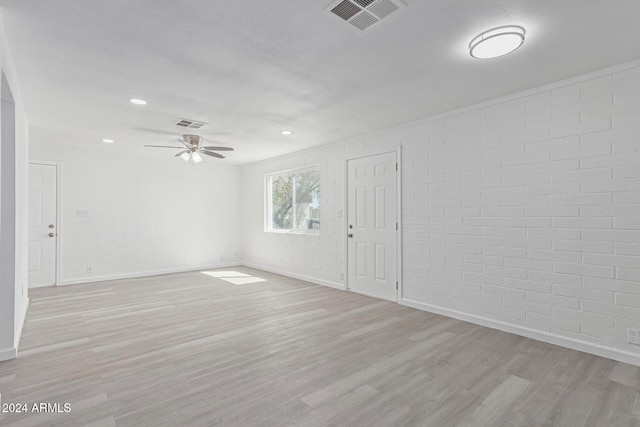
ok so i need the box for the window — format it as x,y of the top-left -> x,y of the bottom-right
266,167 -> 320,233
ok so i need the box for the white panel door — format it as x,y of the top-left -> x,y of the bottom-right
347,152 -> 397,302
28,163 -> 57,288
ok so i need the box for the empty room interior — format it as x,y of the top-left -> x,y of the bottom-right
1,1 -> 640,426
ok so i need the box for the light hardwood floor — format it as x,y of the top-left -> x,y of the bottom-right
1,267 -> 639,426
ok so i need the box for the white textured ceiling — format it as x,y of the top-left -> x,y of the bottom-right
1,0 -> 640,164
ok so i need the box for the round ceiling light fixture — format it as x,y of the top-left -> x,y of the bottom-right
129,98 -> 147,105
280,130 -> 294,135
469,25 -> 525,59
102,138 -> 114,144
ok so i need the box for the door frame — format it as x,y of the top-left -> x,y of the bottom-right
29,160 -> 62,287
344,146 -> 402,302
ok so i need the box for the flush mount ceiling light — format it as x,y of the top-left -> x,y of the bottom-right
280,130 -> 294,135
129,98 -> 147,105
102,139 -> 114,144
469,25 -> 525,59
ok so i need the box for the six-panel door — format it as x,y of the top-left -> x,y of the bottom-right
347,152 -> 397,302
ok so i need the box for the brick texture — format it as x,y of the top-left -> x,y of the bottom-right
242,64 -> 640,356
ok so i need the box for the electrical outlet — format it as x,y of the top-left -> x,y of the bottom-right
86,266 -> 93,274
627,328 -> 640,345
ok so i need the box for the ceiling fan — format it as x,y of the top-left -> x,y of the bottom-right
144,134 -> 234,164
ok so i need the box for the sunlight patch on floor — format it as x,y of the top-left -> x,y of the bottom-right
201,271 -> 250,278
200,270 -> 267,285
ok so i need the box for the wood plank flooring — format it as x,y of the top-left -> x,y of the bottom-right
0,266 -> 639,426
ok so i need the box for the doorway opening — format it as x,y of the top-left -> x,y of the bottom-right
1,71 -> 18,349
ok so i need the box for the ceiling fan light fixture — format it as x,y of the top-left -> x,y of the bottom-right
469,25 -> 525,59
144,133 -> 233,164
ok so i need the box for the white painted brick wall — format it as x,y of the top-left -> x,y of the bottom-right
242,62 -> 640,360
31,143 -> 243,283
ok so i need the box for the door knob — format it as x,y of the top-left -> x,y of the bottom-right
49,224 -> 55,229
48,233 -> 55,237
347,233 -> 353,238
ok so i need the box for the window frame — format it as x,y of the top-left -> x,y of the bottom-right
264,165 -> 320,235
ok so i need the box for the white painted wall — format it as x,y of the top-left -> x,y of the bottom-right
30,143 -> 242,285
0,15 -> 29,361
242,61 -> 640,366
242,152 -> 344,288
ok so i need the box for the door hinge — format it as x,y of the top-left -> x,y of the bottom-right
396,281 -> 398,290
396,222 -> 398,230
396,163 -> 398,171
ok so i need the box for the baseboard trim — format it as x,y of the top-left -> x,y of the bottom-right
58,262 -> 241,286
14,297 -> 29,349
242,262 -> 346,291
0,346 -> 17,362
400,298 -> 640,367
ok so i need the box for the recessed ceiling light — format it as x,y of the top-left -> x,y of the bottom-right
102,139 -> 114,144
469,25 -> 525,59
129,98 -> 147,105
280,130 -> 294,135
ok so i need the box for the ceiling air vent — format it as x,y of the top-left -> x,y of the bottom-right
350,11 -> 378,31
331,0 -> 361,21
327,0 -> 405,32
368,0 -> 399,19
175,118 -> 208,129
353,0 -> 376,7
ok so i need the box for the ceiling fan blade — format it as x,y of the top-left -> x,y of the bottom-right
144,145 -> 184,148
202,146 -> 234,151
200,151 -> 225,159
174,150 -> 189,157
176,139 -> 191,148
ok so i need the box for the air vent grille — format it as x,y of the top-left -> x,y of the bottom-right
175,118 -> 208,129
331,0 -> 361,20
350,11 -> 379,31
327,0 -> 405,32
353,0 -> 376,7
368,0 -> 399,19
